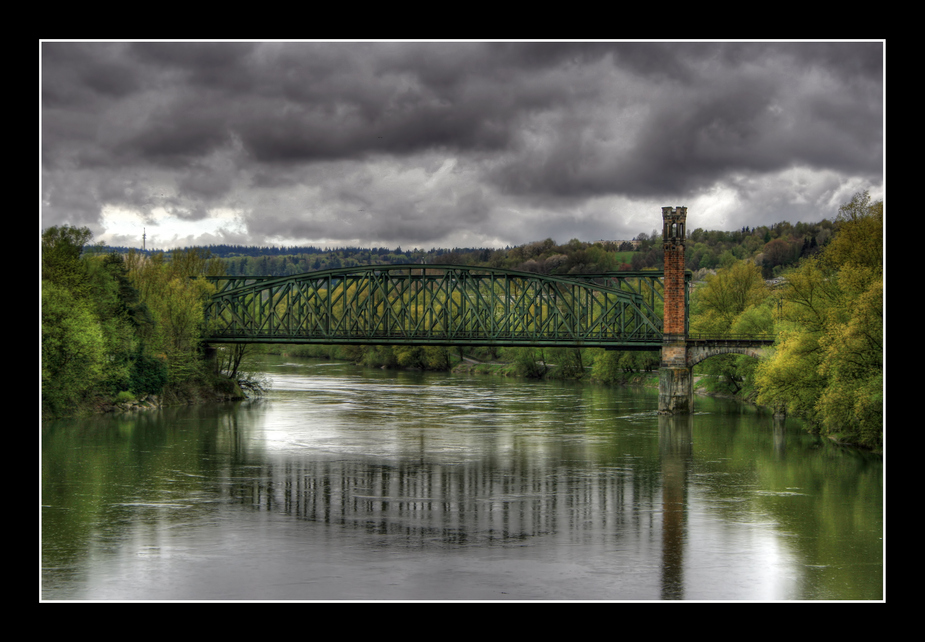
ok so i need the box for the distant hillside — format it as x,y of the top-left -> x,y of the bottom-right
97,217 -> 837,280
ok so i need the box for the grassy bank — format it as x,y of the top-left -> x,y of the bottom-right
257,342 -> 661,387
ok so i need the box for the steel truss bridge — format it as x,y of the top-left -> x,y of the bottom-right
203,264 -> 691,349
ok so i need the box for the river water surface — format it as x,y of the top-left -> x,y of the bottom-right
41,356 -> 883,601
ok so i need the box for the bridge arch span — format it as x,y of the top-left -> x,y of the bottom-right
686,342 -> 771,368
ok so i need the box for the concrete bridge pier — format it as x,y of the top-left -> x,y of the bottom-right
659,336 -> 692,414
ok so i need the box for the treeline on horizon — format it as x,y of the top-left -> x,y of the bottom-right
101,216 -> 835,280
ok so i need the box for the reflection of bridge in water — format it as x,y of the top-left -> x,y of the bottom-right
220,412 -> 785,599
226,416 -> 686,597
203,207 -> 774,413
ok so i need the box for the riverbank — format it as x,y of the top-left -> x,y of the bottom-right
44,373 -> 250,420
451,356 -> 658,387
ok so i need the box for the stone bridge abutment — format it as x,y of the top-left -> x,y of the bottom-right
686,342 -> 770,368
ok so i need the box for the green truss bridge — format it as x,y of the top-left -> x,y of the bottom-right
203,264 -> 684,350
202,207 -> 777,414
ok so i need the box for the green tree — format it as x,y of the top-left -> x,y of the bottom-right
691,260 -> 768,335
82,252 -> 151,393
591,350 -> 623,383
548,347 -> 585,379
761,237 -> 800,277
42,226 -> 119,415
755,191 -> 883,448
126,248 -> 222,383
421,346 -> 451,370
504,347 -> 547,378
41,225 -> 92,294
690,260 -> 773,397
823,190 -> 883,272
41,281 -> 108,415
128,350 -> 169,396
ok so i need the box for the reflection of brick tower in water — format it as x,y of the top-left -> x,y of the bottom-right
662,206 -> 687,337
659,206 -> 691,414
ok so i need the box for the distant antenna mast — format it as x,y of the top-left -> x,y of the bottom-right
143,228 -> 146,251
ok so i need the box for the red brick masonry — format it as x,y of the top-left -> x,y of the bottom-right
661,207 -> 687,336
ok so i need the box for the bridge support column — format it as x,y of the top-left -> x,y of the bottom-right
658,206 -> 692,414
659,337 -> 692,414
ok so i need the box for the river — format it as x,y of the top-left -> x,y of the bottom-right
41,355 -> 883,601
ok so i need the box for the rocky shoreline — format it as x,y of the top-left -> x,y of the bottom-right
86,379 -> 249,415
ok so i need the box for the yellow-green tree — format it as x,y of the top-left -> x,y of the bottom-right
690,260 -> 774,396
41,225 -> 92,294
755,191 -> 883,448
43,226 -> 168,415
126,248 -> 223,383
42,227 -> 142,415
42,280 -> 108,415
691,260 -> 769,335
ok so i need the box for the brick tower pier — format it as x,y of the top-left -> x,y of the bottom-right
658,206 -> 692,414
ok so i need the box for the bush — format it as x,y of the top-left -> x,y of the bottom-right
505,347 -> 547,378
591,350 -> 623,383
129,352 -> 169,395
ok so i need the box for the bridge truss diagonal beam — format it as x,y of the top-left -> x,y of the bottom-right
203,265 -> 667,349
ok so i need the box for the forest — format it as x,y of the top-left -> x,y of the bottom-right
115,214 -> 832,280
43,191 -> 882,448
41,229 -> 252,419
680,190 -> 882,448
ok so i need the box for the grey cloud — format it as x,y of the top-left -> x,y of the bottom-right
41,41 -> 883,249
178,165 -> 235,200
490,42 -> 882,201
128,41 -> 259,88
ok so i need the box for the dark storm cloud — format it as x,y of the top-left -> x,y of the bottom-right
490,42 -> 883,200
228,42 -> 535,163
128,41 -> 258,78
42,42 -> 139,107
41,41 -> 883,248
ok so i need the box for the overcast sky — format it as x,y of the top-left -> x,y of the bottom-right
41,41 -> 883,251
